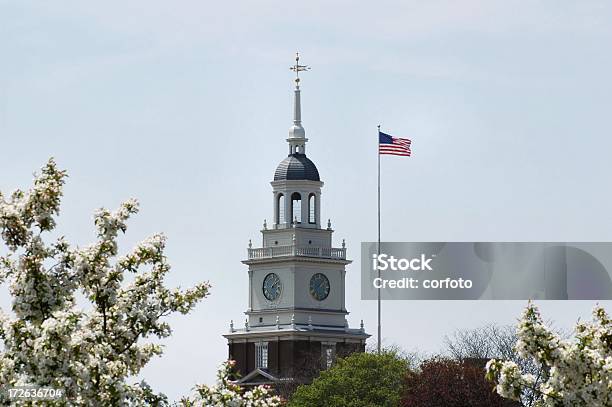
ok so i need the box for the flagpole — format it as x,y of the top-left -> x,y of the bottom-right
377,124 -> 381,354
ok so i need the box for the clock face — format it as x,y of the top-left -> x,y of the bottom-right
263,273 -> 282,301
309,273 -> 330,301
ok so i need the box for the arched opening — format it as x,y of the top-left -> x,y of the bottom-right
277,194 -> 285,224
308,193 -> 316,224
291,192 -> 301,224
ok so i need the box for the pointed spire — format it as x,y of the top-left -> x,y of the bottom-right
288,52 -> 310,148
292,81 -> 303,127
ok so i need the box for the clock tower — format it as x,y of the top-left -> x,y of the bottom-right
224,54 -> 369,387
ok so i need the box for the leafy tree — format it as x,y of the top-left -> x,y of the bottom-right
287,351 -> 410,407
180,360 -> 281,406
401,357 -> 518,407
486,302 -> 612,406
0,159 -> 210,405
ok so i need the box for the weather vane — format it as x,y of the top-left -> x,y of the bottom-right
289,52 -> 310,86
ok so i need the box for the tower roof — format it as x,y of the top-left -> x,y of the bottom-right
274,53 -> 320,182
274,153 -> 320,181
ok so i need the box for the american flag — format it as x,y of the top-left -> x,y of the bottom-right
379,131 -> 412,156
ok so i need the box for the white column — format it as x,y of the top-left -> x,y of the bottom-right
285,193 -> 292,228
248,270 -> 253,311
301,191 -> 308,225
315,193 -> 321,227
341,269 -> 346,311
273,193 -> 279,226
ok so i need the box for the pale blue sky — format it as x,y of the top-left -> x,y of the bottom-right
1,0 -> 612,401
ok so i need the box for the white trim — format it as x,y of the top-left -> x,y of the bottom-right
271,180 -> 323,189
236,368 -> 278,384
224,329 -> 369,343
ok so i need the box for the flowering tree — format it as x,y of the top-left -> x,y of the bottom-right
486,302 -> 612,407
180,360 -> 281,406
0,159 -> 210,405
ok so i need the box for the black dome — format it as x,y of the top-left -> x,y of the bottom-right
274,154 -> 320,181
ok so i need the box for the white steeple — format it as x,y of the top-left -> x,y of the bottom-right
288,52 -> 310,154
223,55 -> 369,384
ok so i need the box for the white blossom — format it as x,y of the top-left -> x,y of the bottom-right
0,159 -> 210,405
486,302 -> 612,407
180,360 -> 282,407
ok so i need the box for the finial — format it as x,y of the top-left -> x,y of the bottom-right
289,52 -> 310,88
245,318 -> 249,332
248,239 -> 252,249
288,52 -> 308,140
263,219 -> 267,230
360,319 -> 364,332
276,315 -> 280,330
291,313 -> 295,328
294,215 -> 298,226
308,316 -> 313,330
230,320 -> 235,333
342,239 -> 346,248
327,219 -> 332,230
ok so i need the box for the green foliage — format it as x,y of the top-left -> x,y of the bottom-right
288,351 -> 410,407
